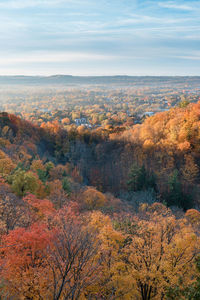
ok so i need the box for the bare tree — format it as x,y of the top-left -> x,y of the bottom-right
47,219 -> 101,300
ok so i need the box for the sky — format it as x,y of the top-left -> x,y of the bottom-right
0,0 -> 200,76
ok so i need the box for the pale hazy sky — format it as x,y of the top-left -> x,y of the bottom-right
0,0 -> 200,75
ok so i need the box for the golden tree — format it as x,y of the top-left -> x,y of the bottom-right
123,208 -> 199,300
82,187 -> 107,210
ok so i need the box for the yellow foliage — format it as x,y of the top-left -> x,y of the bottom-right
82,187 -> 107,210
0,156 -> 16,176
185,209 -> 200,226
30,159 -> 45,172
124,214 -> 199,299
181,154 -> 199,183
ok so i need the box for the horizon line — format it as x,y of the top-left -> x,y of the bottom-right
0,74 -> 200,77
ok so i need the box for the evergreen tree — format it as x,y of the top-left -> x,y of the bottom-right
62,177 -> 71,195
166,170 -> 193,210
127,164 -> 156,192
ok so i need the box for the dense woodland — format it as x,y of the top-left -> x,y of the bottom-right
0,98 -> 200,299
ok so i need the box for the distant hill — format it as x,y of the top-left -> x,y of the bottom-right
1,75 -> 200,86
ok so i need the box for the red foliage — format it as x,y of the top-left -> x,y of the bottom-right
23,194 -> 55,222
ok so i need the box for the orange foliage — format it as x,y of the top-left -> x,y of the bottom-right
23,194 -> 55,222
48,179 -> 68,209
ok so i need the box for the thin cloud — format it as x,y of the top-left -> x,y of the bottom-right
117,15 -> 192,26
0,0 -> 77,9
158,1 -> 195,11
0,51 -> 116,65
177,55 -> 200,60
0,0 -> 199,75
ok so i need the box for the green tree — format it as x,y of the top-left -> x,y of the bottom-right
37,169 -> 48,183
62,177 -> 71,195
45,162 -> 54,175
8,169 -> 38,197
127,164 -> 156,192
165,170 -> 193,210
127,164 -> 146,191
178,100 -> 190,108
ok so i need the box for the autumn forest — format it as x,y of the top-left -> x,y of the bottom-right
0,77 -> 199,299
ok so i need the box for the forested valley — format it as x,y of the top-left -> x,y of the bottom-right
1,0 -> 199,295
0,100 -> 200,299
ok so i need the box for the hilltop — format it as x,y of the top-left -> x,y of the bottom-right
1,75 -> 200,86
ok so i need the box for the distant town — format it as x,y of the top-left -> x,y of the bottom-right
0,76 -> 199,129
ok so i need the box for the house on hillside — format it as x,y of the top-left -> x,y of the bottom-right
74,118 -> 87,125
